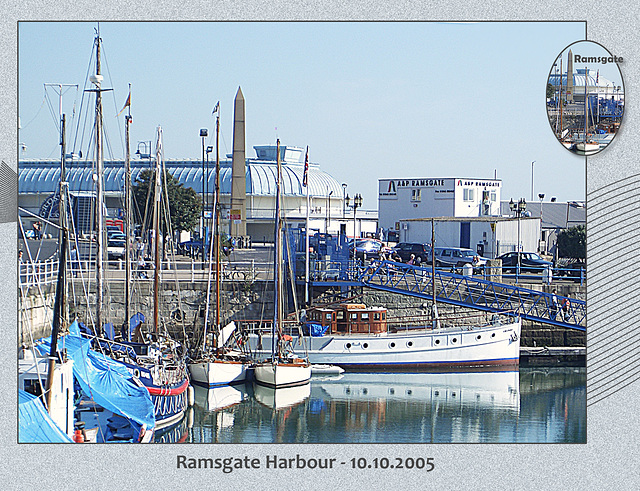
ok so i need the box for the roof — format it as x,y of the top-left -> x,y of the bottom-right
18,145 -> 344,199
499,201 -> 586,229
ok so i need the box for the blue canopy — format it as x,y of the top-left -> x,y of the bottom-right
37,321 -> 155,430
18,390 -> 73,443
307,323 -> 329,337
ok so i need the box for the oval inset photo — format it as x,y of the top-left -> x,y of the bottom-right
546,40 -> 624,156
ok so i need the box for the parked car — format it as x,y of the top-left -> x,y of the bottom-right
107,231 -> 126,241
497,252 -> 554,274
349,238 -> 388,260
107,239 -> 126,260
432,247 -> 488,271
392,242 -> 431,264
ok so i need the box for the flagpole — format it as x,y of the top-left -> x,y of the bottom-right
304,146 -> 310,306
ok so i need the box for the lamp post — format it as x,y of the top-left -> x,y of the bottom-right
509,197 -> 527,278
345,193 -> 362,274
200,128 -> 208,262
538,193 -> 545,253
341,183 -> 347,219
530,161 -> 536,201
326,189 -> 333,233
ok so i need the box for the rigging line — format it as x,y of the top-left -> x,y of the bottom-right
43,89 -> 60,133
160,163 -> 189,348
20,95 -> 47,131
71,40 -> 96,158
99,46 -> 125,157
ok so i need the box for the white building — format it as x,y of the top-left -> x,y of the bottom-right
378,177 -> 502,234
397,216 -> 540,259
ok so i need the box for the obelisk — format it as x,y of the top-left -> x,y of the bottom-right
566,49 -> 574,103
231,86 -> 247,236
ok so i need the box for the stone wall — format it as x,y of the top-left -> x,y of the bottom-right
22,278 -> 586,349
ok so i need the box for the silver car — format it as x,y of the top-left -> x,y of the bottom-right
432,247 -> 488,270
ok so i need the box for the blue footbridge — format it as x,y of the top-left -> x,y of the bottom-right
289,230 -> 585,331
309,261 -> 585,331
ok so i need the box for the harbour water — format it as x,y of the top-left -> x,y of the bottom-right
155,367 -> 586,444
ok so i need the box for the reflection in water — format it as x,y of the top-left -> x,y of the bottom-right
180,368 -> 585,444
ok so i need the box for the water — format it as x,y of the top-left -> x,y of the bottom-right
156,368 -> 586,444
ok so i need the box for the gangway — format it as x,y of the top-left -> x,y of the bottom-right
359,261 -> 586,331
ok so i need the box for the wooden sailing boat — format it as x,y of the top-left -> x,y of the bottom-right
254,139 -> 311,388
188,102 -> 250,388
80,32 -> 188,431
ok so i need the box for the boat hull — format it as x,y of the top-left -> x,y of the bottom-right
249,320 -> 520,369
254,362 -> 312,388
122,361 -> 189,430
188,359 -> 248,388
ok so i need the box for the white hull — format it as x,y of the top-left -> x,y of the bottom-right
254,362 -> 312,388
188,359 -> 248,388
574,141 -> 600,154
313,371 -> 520,411
254,382 -> 311,409
192,383 -> 249,411
249,319 -> 520,369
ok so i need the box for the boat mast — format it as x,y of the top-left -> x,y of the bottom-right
559,58 -> 563,139
273,138 -> 283,359
93,31 -> 105,334
431,218 -> 439,330
153,127 -> 163,333
214,103 -> 221,344
124,86 -> 132,335
45,108 -> 69,412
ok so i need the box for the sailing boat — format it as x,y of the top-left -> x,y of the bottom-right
19,88 -> 155,442
102,124 -> 190,430
254,139 -> 311,388
188,102 -> 250,388
246,217 -> 521,370
77,32 -> 188,431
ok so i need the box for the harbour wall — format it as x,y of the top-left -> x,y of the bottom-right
20,279 -> 585,349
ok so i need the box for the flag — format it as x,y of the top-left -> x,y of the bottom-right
596,70 -> 599,84
116,91 -> 131,117
302,146 -> 309,187
212,101 -> 220,115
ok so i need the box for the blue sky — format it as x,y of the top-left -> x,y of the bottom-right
18,21 -> 589,208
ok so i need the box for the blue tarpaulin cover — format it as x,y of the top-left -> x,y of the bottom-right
307,323 -> 328,337
18,390 -> 73,443
36,321 -> 155,430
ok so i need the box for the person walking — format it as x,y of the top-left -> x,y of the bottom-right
550,289 -> 559,320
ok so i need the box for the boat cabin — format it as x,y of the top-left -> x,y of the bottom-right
307,303 -> 387,335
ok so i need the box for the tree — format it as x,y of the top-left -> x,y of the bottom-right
132,169 -> 201,235
546,82 -> 555,100
557,225 -> 586,261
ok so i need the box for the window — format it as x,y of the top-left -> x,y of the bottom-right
411,189 -> 421,202
491,192 -> 497,201
325,313 -> 332,321
374,313 -> 380,321
361,313 -> 369,320
463,188 -> 474,201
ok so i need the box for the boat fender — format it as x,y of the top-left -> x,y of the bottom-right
133,368 -> 141,379
73,429 -> 85,443
187,385 -> 195,406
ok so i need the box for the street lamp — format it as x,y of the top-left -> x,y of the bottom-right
538,193 -> 545,253
200,128 -> 208,262
345,193 -> 363,274
326,189 -> 334,234
530,161 -> 536,201
509,197 -> 527,278
341,183 -> 347,219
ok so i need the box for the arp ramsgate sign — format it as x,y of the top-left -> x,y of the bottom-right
574,54 -> 623,65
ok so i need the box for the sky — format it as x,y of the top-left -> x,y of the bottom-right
18,21 -> 591,209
